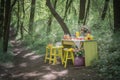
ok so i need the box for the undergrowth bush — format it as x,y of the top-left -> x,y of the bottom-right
94,32 -> 120,80
0,39 -> 14,62
0,52 -> 14,63
23,34 -> 46,54
22,30 -> 63,54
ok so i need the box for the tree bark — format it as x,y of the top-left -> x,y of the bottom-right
64,0 -> 73,19
0,0 -> 4,39
15,0 -> 20,36
11,0 -> 18,9
29,0 -> 36,34
47,0 -> 57,35
78,0 -> 86,24
20,0 -> 25,39
83,0 -> 90,25
113,0 -> 120,32
101,0 -> 110,20
3,0 -> 11,52
47,15 -> 52,35
46,0 -> 70,35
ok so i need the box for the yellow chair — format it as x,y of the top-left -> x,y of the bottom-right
49,46 -> 63,65
49,47 -> 57,64
63,48 -> 74,68
44,45 -> 52,63
57,46 -> 64,64
45,45 -> 63,65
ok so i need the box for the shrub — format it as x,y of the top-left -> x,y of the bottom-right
94,32 -> 120,80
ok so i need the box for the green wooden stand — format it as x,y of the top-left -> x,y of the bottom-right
84,41 -> 98,66
62,40 -> 98,66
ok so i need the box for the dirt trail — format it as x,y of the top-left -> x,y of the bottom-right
0,40 -> 103,80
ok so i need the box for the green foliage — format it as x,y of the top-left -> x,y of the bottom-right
9,0 -> 119,79
76,50 -> 84,57
0,39 -> 13,62
22,20 -> 64,54
93,32 -> 120,80
96,50 -> 120,80
0,40 -> 13,62
23,34 -> 46,54
0,50 -> 14,63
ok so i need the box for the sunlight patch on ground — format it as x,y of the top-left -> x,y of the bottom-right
12,71 -> 44,78
51,70 -> 68,77
19,62 -> 27,67
22,51 -> 44,60
42,66 -> 52,71
1,62 -> 15,68
12,73 -> 24,77
10,40 -> 16,43
13,48 -> 20,52
13,48 -> 23,55
42,73 -> 57,80
24,71 -> 44,77
29,55 -> 41,60
23,52 -> 35,58
41,70 -> 68,80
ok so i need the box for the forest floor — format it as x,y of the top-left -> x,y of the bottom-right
0,39 -> 104,80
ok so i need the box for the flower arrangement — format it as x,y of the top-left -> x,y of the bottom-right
73,48 -> 84,57
73,47 -> 85,66
84,33 -> 93,40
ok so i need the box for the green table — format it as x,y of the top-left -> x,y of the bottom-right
62,40 -> 98,66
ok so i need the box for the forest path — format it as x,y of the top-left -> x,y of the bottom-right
0,39 -> 103,80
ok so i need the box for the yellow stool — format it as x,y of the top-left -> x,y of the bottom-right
49,47 -> 57,64
56,46 -> 64,64
49,46 -> 63,65
63,48 -> 74,68
44,45 -> 52,63
44,45 -> 63,65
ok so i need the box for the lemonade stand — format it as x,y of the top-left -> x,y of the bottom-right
62,26 -> 98,66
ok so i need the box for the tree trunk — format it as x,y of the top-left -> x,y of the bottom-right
113,0 -> 120,32
78,0 -> 86,24
46,0 -> 70,35
83,0 -> 90,25
20,0 -> 25,39
15,0 -> 20,36
0,0 -> 4,39
101,0 -> 110,20
47,0 -> 57,35
64,0 -> 73,20
29,0 -> 36,34
47,16 -> 52,35
3,0 -> 11,52
11,0 -> 18,9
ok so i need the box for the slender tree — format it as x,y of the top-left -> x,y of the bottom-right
46,0 -> 70,35
29,0 -> 36,34
64,0 -> 73,20
47,0 -> 57,35
78,0 -> 86,24
20,0 -> 25,39
3,0 -> 11,52
11,0 -> 18,8
15,0 -> 20,36
113,0 -> 120,32
101,0 -> 110,20
0,0 -> 4,39
83,0 -> 90,25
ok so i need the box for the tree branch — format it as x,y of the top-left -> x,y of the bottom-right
11,0 -> 18,9
46,0 -> 70,35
